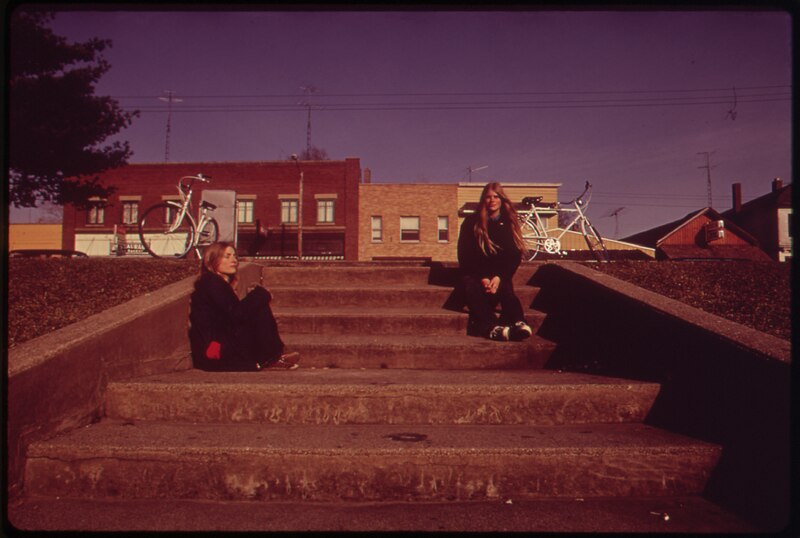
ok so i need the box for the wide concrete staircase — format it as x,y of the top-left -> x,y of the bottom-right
16,263 -> 755,532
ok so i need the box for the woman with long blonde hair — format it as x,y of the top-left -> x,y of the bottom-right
189,242 -> 299,371
457,182 -> 532,341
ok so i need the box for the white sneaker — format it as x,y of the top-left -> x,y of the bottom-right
510,321 -> 533,341
488,325 -> 510,341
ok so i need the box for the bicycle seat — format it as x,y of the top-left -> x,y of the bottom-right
522,196 -> 558,208
200,200 -> 217,210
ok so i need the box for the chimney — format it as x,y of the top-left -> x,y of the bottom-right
772,177 -> 783,192
732,183 -> 742,213
363,168 -> 371,184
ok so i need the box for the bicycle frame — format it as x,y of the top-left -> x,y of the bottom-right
520,181 -> 608,260
166,175 -> 206,233
139,173 -> 217,259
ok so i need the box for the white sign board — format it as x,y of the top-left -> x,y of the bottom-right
201,190 -> 237,244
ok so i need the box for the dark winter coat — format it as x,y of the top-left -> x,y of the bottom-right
457,213 -> 522,282
188,271 -> 276,370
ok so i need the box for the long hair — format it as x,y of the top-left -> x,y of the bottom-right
473,182 -> 526,255
199,241 -> 239,290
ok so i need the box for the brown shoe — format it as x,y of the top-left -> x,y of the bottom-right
262,352 -> 300,370
279,351 -> 301,364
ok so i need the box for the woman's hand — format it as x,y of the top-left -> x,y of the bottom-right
482,276 -> 501,294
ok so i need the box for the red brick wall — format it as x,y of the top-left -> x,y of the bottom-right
661,214 -> 752,246
62,159 -> 362,259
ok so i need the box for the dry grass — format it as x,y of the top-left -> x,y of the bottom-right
588,260 -> 791,340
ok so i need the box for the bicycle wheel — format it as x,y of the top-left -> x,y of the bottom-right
195,217 -> 219,249
520,219 -> 543,261
581,220 -> 610,262
138,202 -> 195,259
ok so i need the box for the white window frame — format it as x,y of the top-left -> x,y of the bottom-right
87,197 -> 106,225
437,216 -> 449,242
281,199 -> 298,224
237,199 -> 255,224
122,201 -> 139,225
317,199 -> 335,224
371,216 -> 383,242
400,216 -> 420,242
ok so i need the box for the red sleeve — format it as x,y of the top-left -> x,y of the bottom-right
205,341 -> 221,360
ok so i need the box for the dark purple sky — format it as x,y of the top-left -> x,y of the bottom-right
11,8 -> 792,239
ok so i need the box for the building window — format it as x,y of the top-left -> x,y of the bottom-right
371,216 -> 383,242
281,199 -> 298,224
87,201 -> 105,224
238,199 -> 254,224
438,216 -> 449,242
122,201 -> 139,225
317,199 -> 335,224
400,216 -> 420,242
164,205 -> 177,224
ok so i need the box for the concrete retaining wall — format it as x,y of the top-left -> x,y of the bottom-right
6,263 -> 261,501
530,262 -> 790,531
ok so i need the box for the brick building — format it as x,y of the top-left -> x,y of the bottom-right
622,207 -> 771,261
722,178 -> 792,261
358,182 -> 565,262
61,159 -> 363,259
359,183 -> 459,261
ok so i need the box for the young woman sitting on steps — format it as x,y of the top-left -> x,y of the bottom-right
189,241 -> 299,371
457,182 -> 533,342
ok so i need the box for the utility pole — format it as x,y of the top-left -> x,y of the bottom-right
291,154 -> 304,260
697,151 -> 716,207
159,90 -> 182,162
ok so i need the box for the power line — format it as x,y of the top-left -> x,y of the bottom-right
123,95 -> 789,114
110,84 -> 791,100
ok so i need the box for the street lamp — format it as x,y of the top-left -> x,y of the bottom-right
290,154 -> 304,260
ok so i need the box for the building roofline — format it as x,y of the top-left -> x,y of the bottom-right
457,182 -> 562,187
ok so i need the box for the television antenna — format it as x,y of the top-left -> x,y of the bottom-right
697,151 -> 716,207
299,84 -> 319,155
466,165 -> 488,182
158,90 -> 183,162
602,206 -> 627,239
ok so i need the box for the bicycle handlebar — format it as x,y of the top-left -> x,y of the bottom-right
179,174 -> 211,191
566,181 -> 592,206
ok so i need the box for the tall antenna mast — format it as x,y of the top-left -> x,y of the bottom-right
159,90 -> 182,162
299,85 -> 318,155
697,151 -> 716,207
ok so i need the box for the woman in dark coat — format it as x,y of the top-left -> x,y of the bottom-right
457,182 -> 533,342
189,242 -> 299,371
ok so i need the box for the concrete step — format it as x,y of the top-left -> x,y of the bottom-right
273,307 -> 545,335
261,265 -> 435,287
280,333 -> 555,369
8,496 -> 760,533
24,421 -> 721,502
268,285 -> 540,309
104,369 -> 660,425
259,263 -> 543,288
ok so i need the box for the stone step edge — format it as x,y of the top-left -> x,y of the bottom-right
7,496 -> 760,533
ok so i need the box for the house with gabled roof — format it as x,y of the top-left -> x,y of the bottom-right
722,178 -> 792,262
622,206 -> 771,261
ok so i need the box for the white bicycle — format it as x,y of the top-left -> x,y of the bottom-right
519,181 -> 609,262
138,174 -> 219,259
